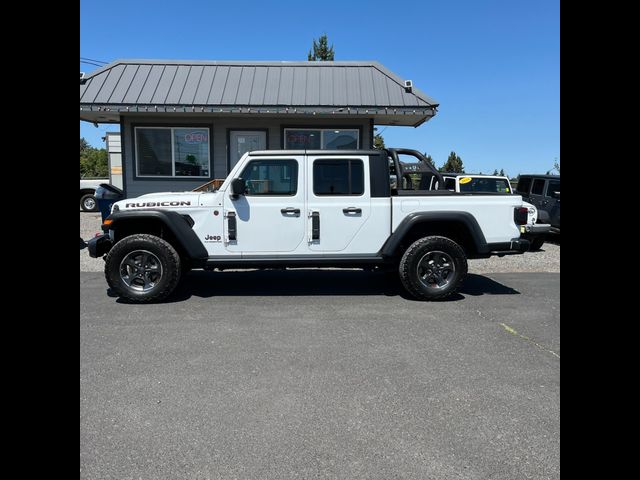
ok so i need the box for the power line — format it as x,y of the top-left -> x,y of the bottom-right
81,60 -> 105,68
80,56 -> 107,65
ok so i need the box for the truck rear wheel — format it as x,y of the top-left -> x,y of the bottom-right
398,236 -> 468,300
104,234 -> 182,303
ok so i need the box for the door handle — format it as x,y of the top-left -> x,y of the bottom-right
281,208 -> 301,216
343,207 -> 362,214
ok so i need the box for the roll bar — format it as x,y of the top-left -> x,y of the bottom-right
386,148 -> 445,190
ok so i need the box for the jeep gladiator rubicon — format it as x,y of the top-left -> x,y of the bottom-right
88,149 -> 530,302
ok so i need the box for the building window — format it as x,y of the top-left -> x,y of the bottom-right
135,127 -> 210,177
313,159 -> 364,195
239,159 -> 298,196
284,128 -> 359,150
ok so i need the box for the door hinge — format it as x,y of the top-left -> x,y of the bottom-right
309,211 -> 320,241
226,211 -> 237,242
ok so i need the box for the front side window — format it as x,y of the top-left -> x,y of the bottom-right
313,159 -> 364,195
531,179 -> 546,195
284,128 -> 359,150
239,159 -> 298,195
517,177 -> 532,194
135,127 -> 210,177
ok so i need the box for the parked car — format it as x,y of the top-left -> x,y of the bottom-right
515,175 -> 560,234
89,148 -> 533,303
439,174 -> 551,250
80,178 -> 108,212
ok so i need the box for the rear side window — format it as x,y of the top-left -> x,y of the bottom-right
459,177 -> 511,193
517,177 -> 532,194
546,180 -> 560,197
531,179 -> 546,195
313,159 -> 364,195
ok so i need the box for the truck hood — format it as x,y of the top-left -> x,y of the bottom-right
113,191 -> 203,211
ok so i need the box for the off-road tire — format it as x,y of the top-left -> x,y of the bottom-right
80,193 -> 98,212
104,234 -> 182,303
399,236 -> 468,300
529,237 -> 545,251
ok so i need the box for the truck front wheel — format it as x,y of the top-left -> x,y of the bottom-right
104,234 -> 182,303
398,236 -> 468,300
80,193 -> 98,212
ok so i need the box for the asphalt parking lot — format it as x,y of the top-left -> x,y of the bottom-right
81,267 -> 559,479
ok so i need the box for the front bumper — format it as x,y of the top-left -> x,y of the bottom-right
87,234 -> 113,258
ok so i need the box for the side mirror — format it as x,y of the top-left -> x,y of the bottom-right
552,191 -> 560,199
230,178 -> 246,199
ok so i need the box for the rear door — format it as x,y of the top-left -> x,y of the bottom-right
306,155 -> 374,253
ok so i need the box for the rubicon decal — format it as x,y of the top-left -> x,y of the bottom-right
125,201 -> 191,208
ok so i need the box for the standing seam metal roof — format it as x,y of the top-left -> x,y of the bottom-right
80,60 -> 438,108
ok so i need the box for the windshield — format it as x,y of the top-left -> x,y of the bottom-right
459,177 -> 512,193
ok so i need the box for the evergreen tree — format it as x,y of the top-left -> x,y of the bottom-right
80,137 -> 89,155
493,169 -> 499,175
440,151 -> 464,173
499,168 -> 505,177
373,133 -> 385,149
308,34 -> 335,61
423,154 -> 436,168
80,137 -> 108,177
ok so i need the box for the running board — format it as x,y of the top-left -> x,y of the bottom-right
201,255 -> 386,269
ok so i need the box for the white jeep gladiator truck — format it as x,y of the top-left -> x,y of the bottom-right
88,149 -> 531,302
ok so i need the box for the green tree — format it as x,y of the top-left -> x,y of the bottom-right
492,169 -> 499,175
440,151 -> 464,173
80,145 -> 108,177
80,137 -> 89,156
499,168 -> 505,177
423,153 -> 436,168
373,133 -> 385,149
308,34 -> 335,61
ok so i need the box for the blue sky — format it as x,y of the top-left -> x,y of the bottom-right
80,0 -> 559,176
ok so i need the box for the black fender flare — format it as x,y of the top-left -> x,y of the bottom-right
106,210 -> 208,260
380,211 -> 489,256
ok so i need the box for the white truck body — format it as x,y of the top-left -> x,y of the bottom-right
114,153 -> 523,257
92,148 -> 531,302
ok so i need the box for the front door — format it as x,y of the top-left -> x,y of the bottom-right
528,178 -> 547,211
229,130 -> 267,170
223,156 -> 305,254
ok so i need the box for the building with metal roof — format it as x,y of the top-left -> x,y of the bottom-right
80,59 -> 439,197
